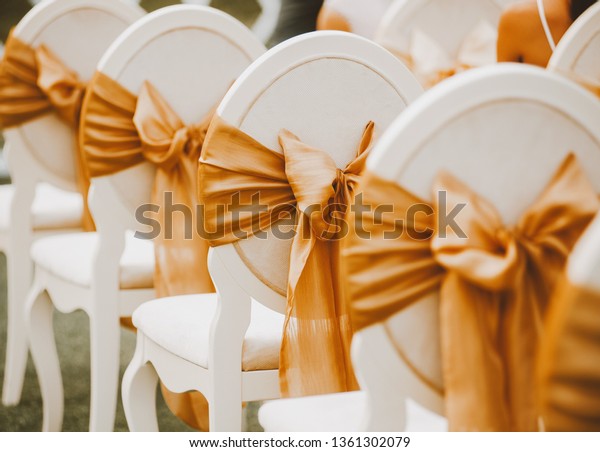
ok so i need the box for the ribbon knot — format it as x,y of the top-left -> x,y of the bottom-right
0,31 -> 87,128
384,20 -> 497,88
134,81 -> 212,171
345,152 -> 600,431
280,121 -> 374,241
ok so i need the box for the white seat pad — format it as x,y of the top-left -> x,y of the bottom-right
0,183 -> 83,231
30,231 -> 154,289
259,392 -> 448,432
133,294 -> 285,371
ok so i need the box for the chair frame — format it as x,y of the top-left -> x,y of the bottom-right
359,64 -> 600,431
122,30 -> 422,432
8,0 -> 146,432
548,1 -> 600,74
76,5 -> 267,433
0,0 -> 144,413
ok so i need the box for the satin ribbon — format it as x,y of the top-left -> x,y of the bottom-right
343,154 -> 599,431
199,116 -> 375,397
538,277 -> 600,431
80,71 -> 216,431
0,30 -> 93,230
384,21 -> 497,88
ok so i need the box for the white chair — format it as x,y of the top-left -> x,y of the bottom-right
548,1 -> 600,91
259,64 -> 600,431
0,0 -> 144,409
8,0 -> 147,432
29,4 -> 265,433
375,0 -> 505,86
122,31 -> 422,432
130,0 -> 282,44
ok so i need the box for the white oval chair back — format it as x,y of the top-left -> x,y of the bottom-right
548,1 -> 600,92
357,64 -> 600,430
92,4 -> 266,234
4,0 -> 144,192
210,30 -> 423,315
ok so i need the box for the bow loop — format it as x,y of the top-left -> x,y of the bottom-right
35,45 -> 86,126
134,81 -> 210,171
279,122 -> 374,240
431,170 -> 522,291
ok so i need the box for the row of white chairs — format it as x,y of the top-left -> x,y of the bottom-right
0,0 -> 598,432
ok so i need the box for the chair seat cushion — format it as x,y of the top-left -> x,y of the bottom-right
0,183 -> 83,231
132,294 -> 285,371
259,392 -> 448,432
30,232 -> 154,289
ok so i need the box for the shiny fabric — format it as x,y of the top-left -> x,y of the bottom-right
384,21 -> 497,88
80,71 -> 216,431
343,154 -> 599,431
538,277 -> 600,431
199,116 -> 375,397
0,31 -> 93,230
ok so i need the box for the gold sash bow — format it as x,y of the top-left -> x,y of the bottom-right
344,154 -> 599,431
0,31 -> 92,229
81,71 -> 215,297
199,117 -> 375,396
384,21 -> 497,88
80,71 -> 217,431
538,278 -> 600,431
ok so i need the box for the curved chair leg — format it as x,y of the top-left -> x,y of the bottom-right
2,247 -> 30,406
26,282 -> 63,432
122,334 -> 159,432
89,306 -> 120,432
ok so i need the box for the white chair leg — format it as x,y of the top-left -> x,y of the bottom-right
89,306 -> 120,432
122,334 -> 159,432
2,247 -> 30,406
26,282 -> 63,432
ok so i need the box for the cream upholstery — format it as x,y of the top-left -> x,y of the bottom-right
259,392 -> 447,432
30,232 -> 154,289
0,183 -> 82,231
132,294 -> 284,371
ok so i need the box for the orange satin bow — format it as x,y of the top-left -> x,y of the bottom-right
538,276 -> 600,431
80,71 -> 217,431
199,117 -> 375,397
344,154 -> 599,431
0,30 -> 92,229
81,70 -> 215,298
0,30 -> 86,128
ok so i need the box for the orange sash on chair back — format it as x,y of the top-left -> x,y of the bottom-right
538,277 -> 600,431
0,31 -> 93,230
343,154 -> 599,431
199,116 -> 376,397
80,71 -> 216,431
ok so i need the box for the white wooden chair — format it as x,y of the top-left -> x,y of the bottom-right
121,31 -> 422,432
11,0 -> 148,432
0,0 -> 144,409
128,0 -> 281,44
548,1 -> 600,91
26,4 -> 265,432
375,0 -> 505,87
259,64 -> 600,431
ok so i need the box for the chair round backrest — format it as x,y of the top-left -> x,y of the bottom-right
548,2 -> 600,85
214,31 -> 423,312
95,5 -> 266,230
367,64 -> 600,393
6,0 -> 144,192
375,0 -> 504,56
